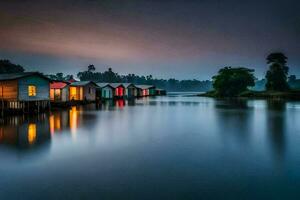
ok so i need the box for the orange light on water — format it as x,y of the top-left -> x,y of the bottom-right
49,115 -> 54,135
55,116 -> 61,131
69,106 -> 78,135
0,128 -> 3,142
28,123 -> 37,145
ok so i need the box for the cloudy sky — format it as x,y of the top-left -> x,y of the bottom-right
0,0 -> 299,80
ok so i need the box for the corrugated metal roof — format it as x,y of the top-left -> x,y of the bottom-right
121,83 -> 135,88
50,82 -> 68,89
0,72 -> 51,81
96,82 -> 110,88
70,81 -> 99,87
95,82 -> 154,89
67,78 -> 78,83
109,83 -> 124,88
135,85 -> 156,89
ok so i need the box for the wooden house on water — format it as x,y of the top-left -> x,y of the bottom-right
96,83 -> 113,99
97,83 -> 125,99
69,81 -> 99,101
136,85 -> 156,97
50,81 -> 70,102
0,72 -> 51,114
156,89 -> 167,96
110,83 -> 126,99
122,83 -> 138,99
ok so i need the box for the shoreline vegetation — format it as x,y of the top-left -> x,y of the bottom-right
1,51 -> 300,101
199,90 -> 300,100
199,52 -> 300,100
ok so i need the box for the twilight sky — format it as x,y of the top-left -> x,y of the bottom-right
0,0 -> 300,80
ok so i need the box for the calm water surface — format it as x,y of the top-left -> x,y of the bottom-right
1,94 -> 300,199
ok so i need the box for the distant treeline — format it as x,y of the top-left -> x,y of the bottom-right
252,75 -> 300,91
76,66 -> 212,92
0,60 -> 25,73
2,59 -> 300,92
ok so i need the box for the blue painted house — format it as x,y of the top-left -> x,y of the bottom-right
0,72 -> 51,112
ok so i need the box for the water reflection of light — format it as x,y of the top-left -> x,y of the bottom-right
116,99 -> 125,108
0,127 -> 3,141
69,106 -> 78,137
49,115 -> 55,135
55,116 -> 61,131
28,123 -> 37,145
49,114 -> 62,135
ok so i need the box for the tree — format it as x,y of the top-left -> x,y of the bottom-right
76,65 -> 213,91
265,52 -> 289,91
0,59 -> 25,73
88,64 -> 95,72
288,75 -> 296,83
56,73 -> 64,80
212,67 -> 256,97
47,73 -> 73,81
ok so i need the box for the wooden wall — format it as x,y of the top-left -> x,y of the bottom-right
83,83 -> 96,101
101,86 -> 113,99
61,87 -> 69,102
18,76 -> 50,101
0,80 -> 18,100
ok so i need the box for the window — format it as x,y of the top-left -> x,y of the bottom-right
54,89 -> 61,100
89,87 -> 92,94
28,85 -> 36,96
50,89 -> 55,100
70,87 -> 77,100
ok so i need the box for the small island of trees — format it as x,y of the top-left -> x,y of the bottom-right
201,52 -> 300,99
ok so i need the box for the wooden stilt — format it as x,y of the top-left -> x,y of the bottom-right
48,101 -> 51,112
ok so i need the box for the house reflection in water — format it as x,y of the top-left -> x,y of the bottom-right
0,114 -> 51,150
116,99 -> 125,108
49,109 -> 70,135
49,106 -> 80,136
100,99 -> 127,110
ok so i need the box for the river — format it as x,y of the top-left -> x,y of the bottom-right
1,94 -> 300,199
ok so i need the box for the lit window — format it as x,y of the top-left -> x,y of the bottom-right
50,89 -> 55,100
28,85 -> 36,96
70,87 -> 77,100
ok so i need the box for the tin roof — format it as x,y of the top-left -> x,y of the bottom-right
109,83 -> 124,88
50,81 -> 69,89
70,81 -> 99,87
96,82 -> 111,88
0,72 -> 51,81
120,83 -> 136,88
135,85 -> 156,89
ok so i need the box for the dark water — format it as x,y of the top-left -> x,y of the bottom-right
1,94 -> 300,199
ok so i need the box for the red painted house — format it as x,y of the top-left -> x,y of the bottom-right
50,81 -> 70,102
109,83 -> 125,99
